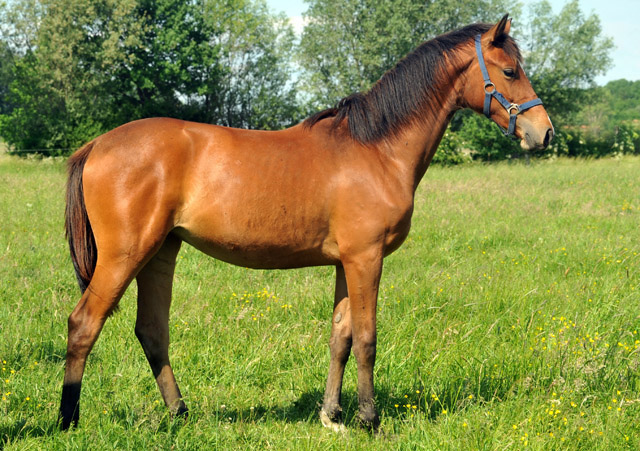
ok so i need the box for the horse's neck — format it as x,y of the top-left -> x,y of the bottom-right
385,65 -> 466,192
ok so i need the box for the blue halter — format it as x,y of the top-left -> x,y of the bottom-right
474,34 -> 543,136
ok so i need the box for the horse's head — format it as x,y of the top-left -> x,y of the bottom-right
462,15 -> 553,150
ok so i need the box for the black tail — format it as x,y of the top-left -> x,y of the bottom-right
65,142 -> 97,293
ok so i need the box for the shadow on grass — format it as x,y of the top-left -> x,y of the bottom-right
0,418 -> 59,447
121,370 -> 530,434
36,342 -> 67,365
179,382 -> 468,429
148,387 -> 402,433
3,340 -> 66,369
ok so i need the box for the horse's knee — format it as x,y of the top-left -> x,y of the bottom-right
135,324 -> 166,354
329,332 -> 352,358
135,322 -> 169,374
134,325 -> 148,348
352,332 -> 376,362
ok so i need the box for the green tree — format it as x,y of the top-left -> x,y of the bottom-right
94,0 -> 229,126
518,0 -> 613,121
602,79 -> 640,123
0,0 -> 148,151
562,80 -> 640,157
515,1 -> 614,158
0,0 -> 300,153
196,0 -> 301,129
0,41 -> 15,115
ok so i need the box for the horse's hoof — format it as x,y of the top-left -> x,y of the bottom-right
58,406 -> 79,430
175,404 -> 189,419
59,418 -> 74,431
357,408 -> 380,432
58,412 -> 78,431
320,409 -> 347,433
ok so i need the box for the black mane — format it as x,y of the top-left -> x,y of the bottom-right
304,23 -> 521,144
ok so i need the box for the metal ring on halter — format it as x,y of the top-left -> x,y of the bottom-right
508,104 -> 520,115
484,82 -> 495,94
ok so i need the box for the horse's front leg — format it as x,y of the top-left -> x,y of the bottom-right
320,265 -> 351,431
342,251 -> 383,430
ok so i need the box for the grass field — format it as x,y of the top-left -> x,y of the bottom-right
1,154 -> 639,449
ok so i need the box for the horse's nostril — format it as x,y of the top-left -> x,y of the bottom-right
543,128 -> 553,148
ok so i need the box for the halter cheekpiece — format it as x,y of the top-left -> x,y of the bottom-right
474,34 -> 542,136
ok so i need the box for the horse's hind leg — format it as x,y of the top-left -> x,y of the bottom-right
134,233 -> 187,417
320,265 -> 352,431
60,257 -> 140,429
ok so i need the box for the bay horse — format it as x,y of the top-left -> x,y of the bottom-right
60,15 -> 553,431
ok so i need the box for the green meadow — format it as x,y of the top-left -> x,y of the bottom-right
1,154 -> 638,449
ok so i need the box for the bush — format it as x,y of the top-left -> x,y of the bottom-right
555,121 -> 640,159
612,122 -> 640,155
457,114 -> 528,162
432,128 -> 471,165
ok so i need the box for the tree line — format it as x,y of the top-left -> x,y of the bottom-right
0,0 -> 636,161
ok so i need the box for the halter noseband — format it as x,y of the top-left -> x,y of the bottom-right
474,34 -> 542,136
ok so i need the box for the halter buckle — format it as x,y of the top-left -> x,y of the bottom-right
484,82 -> 495,94
508,103 -> 520,115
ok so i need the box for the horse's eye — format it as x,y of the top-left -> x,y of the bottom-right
503,68 -> 516,78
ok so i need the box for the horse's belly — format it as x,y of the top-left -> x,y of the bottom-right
173,226 -> 339,269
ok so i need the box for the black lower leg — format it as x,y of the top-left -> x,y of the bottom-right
59,382 -> 82,430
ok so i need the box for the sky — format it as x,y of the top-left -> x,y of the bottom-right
265,0 -> 639,85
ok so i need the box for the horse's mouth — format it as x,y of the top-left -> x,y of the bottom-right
520,134 -> 537,151
521,131 -> 551,151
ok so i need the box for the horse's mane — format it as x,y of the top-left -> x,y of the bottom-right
304,23 -> 522,144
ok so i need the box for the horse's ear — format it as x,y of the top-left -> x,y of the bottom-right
485,14 -> 511,44
502,16 -> 512,35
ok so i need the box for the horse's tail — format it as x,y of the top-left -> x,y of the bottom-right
65,141 -> 97,293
